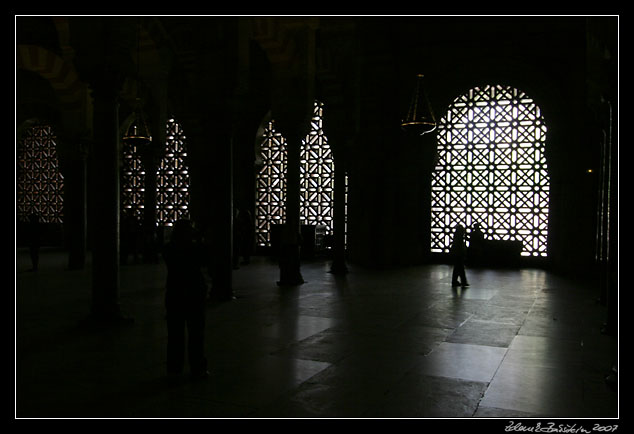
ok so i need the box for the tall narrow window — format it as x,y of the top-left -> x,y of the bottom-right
300,101 -> 335,232
255,119 -> 287,247
156,118 -> 190,226
121,131 -> 145,221
17,124 -> 64,223
431,85 -> 550,257
255,101 -> 336,247
121,118 -> 190,226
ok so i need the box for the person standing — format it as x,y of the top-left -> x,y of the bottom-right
450,224 -> 469,287
163,219 -> 209,380
468,223 -> 485,266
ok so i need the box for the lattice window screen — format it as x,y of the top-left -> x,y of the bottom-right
17,125 -> 64,223
255,101 -> 335,247
121,118 -> 190,226
431,85 -> 550,257
121,132 -> 145,221
156,118 -> 190,226
300,101 -> 335,232
255,120 -> 288,247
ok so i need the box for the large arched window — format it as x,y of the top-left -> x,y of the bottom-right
431,85 -> 550,257
255,101 -> 335,247
17,124 -> 64,223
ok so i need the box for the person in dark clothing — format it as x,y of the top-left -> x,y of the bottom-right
27,213 -> 41,271
468,223 -> 485,266
163,219 -> 209,380
450,224 -> 469,287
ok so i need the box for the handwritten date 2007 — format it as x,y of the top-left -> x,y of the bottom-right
505,422 -> 618,433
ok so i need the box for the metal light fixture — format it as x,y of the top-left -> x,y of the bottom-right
122,98 -> 152,148
401,74 -> 436,135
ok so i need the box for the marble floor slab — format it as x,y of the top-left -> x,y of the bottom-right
15,249 -> 618,419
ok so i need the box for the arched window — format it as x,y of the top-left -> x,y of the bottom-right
156,118 -> 190,226
255,101 -> 335,247
300,101 -> 335,232
431,85 -> 550,257
255,118 -> 288,247
121,118 -> 190,226
121,131 -> 145,221
17,124 -> 64,223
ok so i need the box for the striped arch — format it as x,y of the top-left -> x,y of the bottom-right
251,17 -> 319,69
16,44 -> 85,112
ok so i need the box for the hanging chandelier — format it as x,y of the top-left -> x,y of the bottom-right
123,98 -> 152,148
401,74 -> 437,136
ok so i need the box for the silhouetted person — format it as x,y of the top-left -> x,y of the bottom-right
468,223 -> 485,266
450,224 -> 469,287
27,213 -> 41,271
163,219 -> 209,380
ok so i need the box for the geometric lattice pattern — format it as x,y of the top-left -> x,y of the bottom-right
156,118 -> 190,226
16,124 -> 64,223
121,131 -> 146,221
431,85 -> 550,257
300,101 -> 335,232
255,101 -> 334,247
121,118 -> 190,226
255,118 -> 288,247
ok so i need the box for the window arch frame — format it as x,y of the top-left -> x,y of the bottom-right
255,101 -> 337,248
16,121 -> 65,224
156,117 -> 191,227
120,117 -> 191,227
430,84 -> 551,258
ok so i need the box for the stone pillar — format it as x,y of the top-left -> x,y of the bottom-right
141,143 -> 159,264
276,125 -> 305,286
330,156 -> 348,274
603,99 -> 617,336
66,140 -> 89,270
144,86 -> 168,257
187,117 -> 234,301
255,18 -> 316,285
270,80 -> 312,286
211,119 -> 234,301
323,124 -> 348,275
88,77 -> 129,323
399,128 -> 438,265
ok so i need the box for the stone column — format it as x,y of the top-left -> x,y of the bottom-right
211,119 -> 234,301
66,139 -> 89,270
141,141 -> 159,264
330,157 -> 348,274
88,76 -> 130,323
186,116 -> 234,301
323,124 -> 348,275
276,124 -> 305,286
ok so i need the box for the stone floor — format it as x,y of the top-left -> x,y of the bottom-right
15,248 -> 618,419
